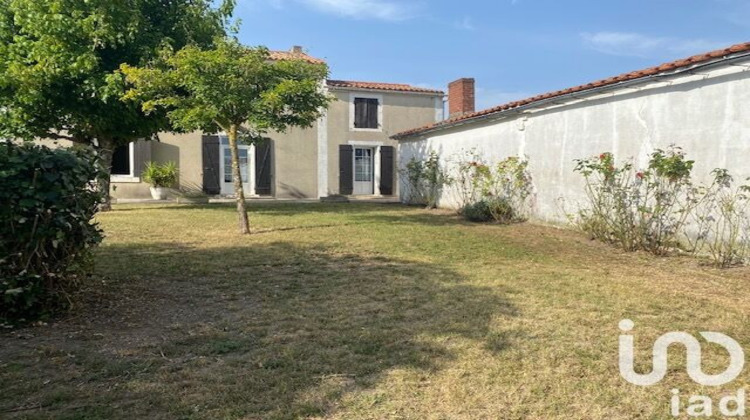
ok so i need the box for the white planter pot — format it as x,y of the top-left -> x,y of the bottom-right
150,187 -> 168,200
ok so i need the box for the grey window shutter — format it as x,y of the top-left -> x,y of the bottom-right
255,139 -> 273,196
354,98 -> 365,128
132,140 -> 151,179
380,146 -> 394,195
353,98 -> 379,129
366,98 -> 379,128
339,145 -> 353,195
202,135 -> 221,195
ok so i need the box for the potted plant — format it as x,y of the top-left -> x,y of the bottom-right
142,161 -> 178,200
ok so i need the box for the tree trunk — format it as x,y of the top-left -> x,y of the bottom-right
96,137 -> 115,212
228,124 -> 251,234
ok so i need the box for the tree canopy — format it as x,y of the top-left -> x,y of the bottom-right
121,37 -> 331,233
0,0 -> 234,143
0,0 -> 234,209
122,38 -> 330,142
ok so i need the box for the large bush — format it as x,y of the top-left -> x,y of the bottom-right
574,145 -> 750,266
463,198 -> 515,223
401,151 -> 451,208
573,147 -> 696,255
0,142 -> 104,323
688,169 -> 750,267
455,154 -> 534,224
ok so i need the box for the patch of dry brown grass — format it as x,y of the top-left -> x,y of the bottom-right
1,203 -> 748,419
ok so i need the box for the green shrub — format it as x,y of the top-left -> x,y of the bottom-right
401,151 -> 451,208
487,197 -> 516,224
0,142 -> 104,323
687,169 -> 750,267
142,161 -> 178,188
574,146 -> 696,255
455,154 -> 533,224
463,200 -> 494,222
463,198 -> 516,223
461,200 -> 494,222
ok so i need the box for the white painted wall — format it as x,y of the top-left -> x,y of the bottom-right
399,60 -> 750,223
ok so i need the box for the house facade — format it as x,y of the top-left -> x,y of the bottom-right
394,42 -> 750,223
107,48 -> 444,200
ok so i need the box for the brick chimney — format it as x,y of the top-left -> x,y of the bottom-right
448,78 -> 475,118
290,45 -> 303,54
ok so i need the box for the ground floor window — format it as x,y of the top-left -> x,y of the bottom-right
111,143 -> 133,176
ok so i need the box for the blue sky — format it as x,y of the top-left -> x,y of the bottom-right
234,0 -> 749,110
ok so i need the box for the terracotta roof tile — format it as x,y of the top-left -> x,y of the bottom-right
269,50 -> 326,65
326,80 -> 444,94
393,41 -> 750,139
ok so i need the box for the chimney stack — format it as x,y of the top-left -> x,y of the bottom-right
290,45 -> 303,54
448,78 -> 475,118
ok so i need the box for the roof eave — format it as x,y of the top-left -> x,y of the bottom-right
393,50 -> 750,140
326,85 -> 444,96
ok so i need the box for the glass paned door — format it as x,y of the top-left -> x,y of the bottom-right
219,137 -> 252,196
353,147 -> 374,195
224,148 -> 249,183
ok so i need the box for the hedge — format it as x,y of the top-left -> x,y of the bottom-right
0,142 -> 104,323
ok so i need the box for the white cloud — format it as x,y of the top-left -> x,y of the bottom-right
581,32 -> 727,58
295,0 -> 421,21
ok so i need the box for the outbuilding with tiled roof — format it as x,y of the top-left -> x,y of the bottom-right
394,41 -> 750,139
394,41 -> 750,225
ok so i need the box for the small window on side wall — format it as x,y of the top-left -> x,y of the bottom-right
354,97 -> 379,129
111,143 -> 132,176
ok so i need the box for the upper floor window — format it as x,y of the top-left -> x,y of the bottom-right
350,94 -> 382,131
354,98 -> 379,129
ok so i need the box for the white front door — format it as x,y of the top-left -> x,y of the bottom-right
353,147 -> 374,195
220,137 -> 254,196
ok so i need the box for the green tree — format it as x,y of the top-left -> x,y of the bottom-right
0,0 -> 234,210
121,38 -> 330,234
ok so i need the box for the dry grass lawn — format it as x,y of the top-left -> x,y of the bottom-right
1,202 -> 749,419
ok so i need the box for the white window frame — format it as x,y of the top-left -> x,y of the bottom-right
110,142 -> 140,183
349,93 -> 383,132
